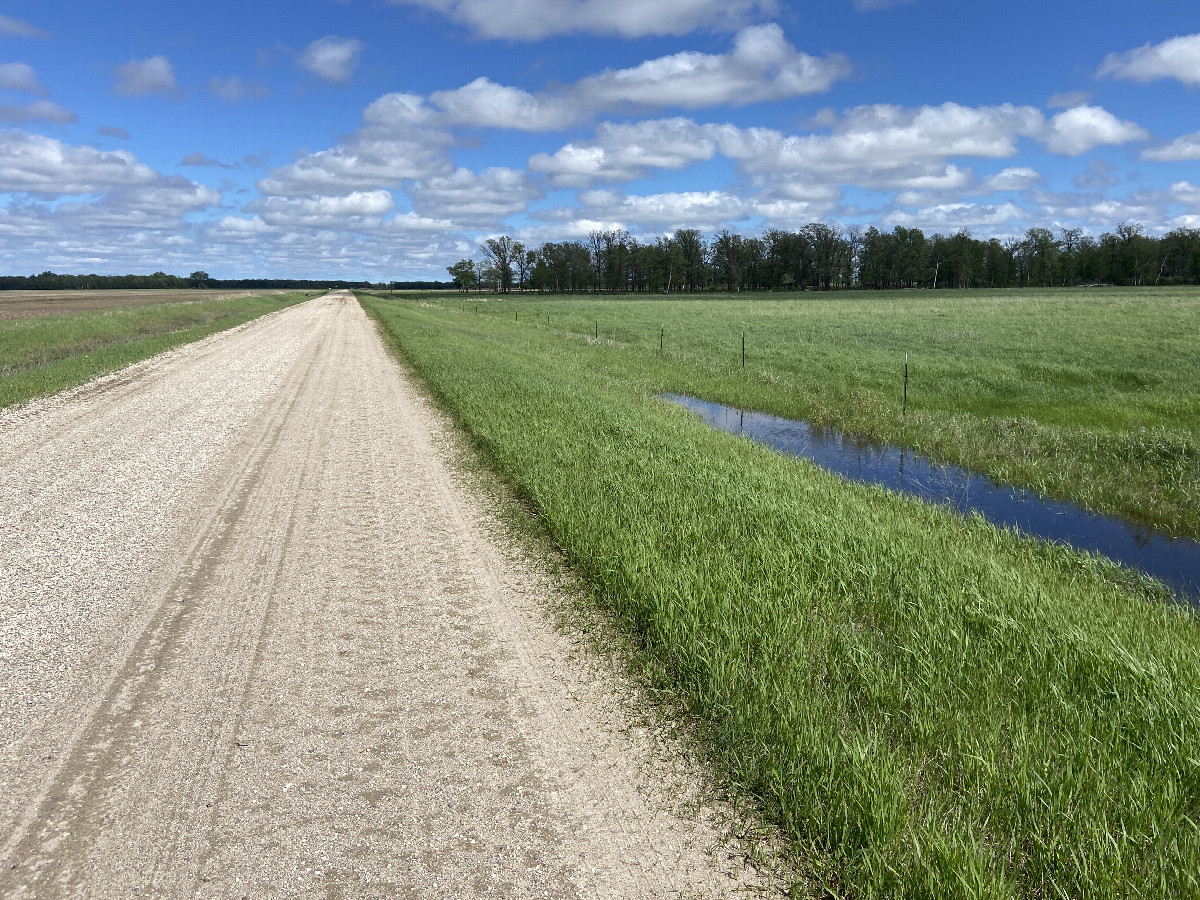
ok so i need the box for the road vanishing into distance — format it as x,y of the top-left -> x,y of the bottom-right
0,293 -> 772,898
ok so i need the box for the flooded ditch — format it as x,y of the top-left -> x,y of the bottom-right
662,393 -> 1200,602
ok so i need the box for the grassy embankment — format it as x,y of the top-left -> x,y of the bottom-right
0,292 -> 315,409
437,288 -> 1200,539
361,291 -> 1200,899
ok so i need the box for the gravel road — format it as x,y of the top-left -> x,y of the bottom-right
0,293 -> 774,898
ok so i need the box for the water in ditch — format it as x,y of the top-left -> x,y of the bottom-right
662,393 -> 1200,602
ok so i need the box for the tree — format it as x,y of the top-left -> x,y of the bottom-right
446,259 -> 477,292
189,271 -> 210,288
513,242 -> 532,292
479,236 -> 516,292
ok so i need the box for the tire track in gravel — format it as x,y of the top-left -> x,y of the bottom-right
0,293 -> 779,898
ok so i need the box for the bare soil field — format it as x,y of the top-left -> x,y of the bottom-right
0,289 -> 288,321
0,292 -> 777,898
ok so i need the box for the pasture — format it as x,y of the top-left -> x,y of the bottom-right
360,288 -> 1200,899
0,291 -> 314,409
410,287 -> 1200,538
0,288 -> 289,321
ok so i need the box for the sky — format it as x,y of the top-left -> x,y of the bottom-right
1,0 -> 1199,280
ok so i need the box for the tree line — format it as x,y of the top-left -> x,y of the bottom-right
450,224 -> 1200,294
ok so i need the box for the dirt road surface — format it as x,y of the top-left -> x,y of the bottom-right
0,293 -> 773,898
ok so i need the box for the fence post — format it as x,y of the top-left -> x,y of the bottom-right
903,352 -> 909,415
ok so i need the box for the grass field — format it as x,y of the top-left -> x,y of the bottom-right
0,291 -> 315,409
0,288 -> 289,321
360,290 -> 1200,899
421,287 -> 1199,540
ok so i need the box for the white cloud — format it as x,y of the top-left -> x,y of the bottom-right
0,100 -> 76,124
0,62 -> 44,93
529,118 -> 717,186
1029,188 -> 1165,229
0,132 -> 221,243
258,133 -> 454,196
983,167 -> 1043,191
531,103 -> 1079,198
1098,32 -> 1200,86
884,201 -> 1025,231
1039,106 -> 1149,156
574,24 -> 851,109
570,188 -> 750,228
852,0 -> 913,9
1168,181 -> 1200,208
0,131 -> 161,195
713,103 -> 1045,187
0,14 -> 48,38
370,26 -> 849,134
429,78 -> 577,131
297,36 -> 364,84
408,167 -> 543,224
388,0 -> 776,40
251,190 -> 397,229
1142,131 -> 1200,162
210,215 -> 274,239
209,76 -> 268,102
113,56 -> 176,98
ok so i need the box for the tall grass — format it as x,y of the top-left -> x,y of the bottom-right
429,288 -> 1200,539
361,293 -> 1200,899
0,292 -> 313,409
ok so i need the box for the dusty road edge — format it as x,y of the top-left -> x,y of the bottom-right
358,295 -> 804,895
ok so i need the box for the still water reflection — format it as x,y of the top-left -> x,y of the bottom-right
662,393 -> 1200,602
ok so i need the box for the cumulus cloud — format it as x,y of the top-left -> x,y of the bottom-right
297,36 -> 364,84
0,14 -> 48,38
884,201 -> 1025,231
1098,32 -> 1200,86
532,104 -> 1060,197
113,56 -> 176,98
709,102 -> 1047,191
366,26 -> 848,134
99,125 -> 131,140
983,167 -> 1043,191
408,166 -> 543,224
564,188 -> 750,229
575,24 -> 851,109
429,79 -> 577,130
0,100 -> 76,124
1142,131 -> 1200,162
530,118 -> 717,186
258,132 -> 454,196
209,76 -> 268,102
388,0 -> 776,40
0,131 -> 221,249
250,190 -> 397,229
0,131 -> 216,204
1039,105 -> 1149,156
0,62 -> 44,93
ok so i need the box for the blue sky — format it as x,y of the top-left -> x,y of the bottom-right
1,0 -> 1198,279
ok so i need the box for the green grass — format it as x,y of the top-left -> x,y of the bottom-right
429,288 -> 1200,539
360,291 -> 1200,899
0,292 -> 315,409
